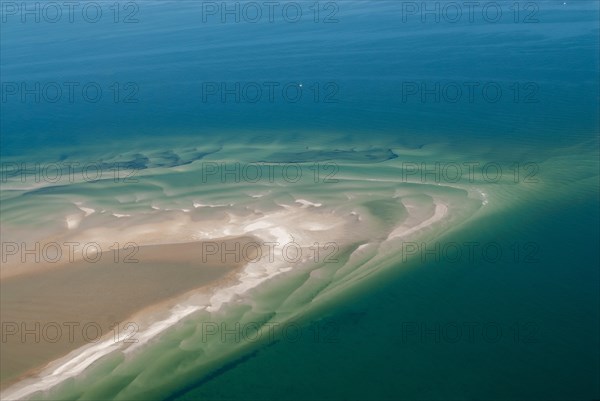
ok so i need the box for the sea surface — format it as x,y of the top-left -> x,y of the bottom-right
1,1 -> 598,400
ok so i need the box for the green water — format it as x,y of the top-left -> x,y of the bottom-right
172,196 -> 599,401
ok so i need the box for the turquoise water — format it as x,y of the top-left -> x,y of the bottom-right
1,1 -> 598,400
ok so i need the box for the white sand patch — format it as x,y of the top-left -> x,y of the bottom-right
295,199 -> 322,208
387,203 -> 448,240
74,202 -> 95,217
65,215 -> 82,230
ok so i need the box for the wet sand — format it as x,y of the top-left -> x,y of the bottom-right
0,236 -> 257,388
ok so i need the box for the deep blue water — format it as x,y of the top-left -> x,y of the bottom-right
1,1 -> 598,156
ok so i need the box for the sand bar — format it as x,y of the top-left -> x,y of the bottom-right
0,236 -> 257,388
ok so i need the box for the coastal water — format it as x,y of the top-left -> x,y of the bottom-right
1,1 -> 598,400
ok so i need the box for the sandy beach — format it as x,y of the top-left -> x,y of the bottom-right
0,236 -> 257,388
